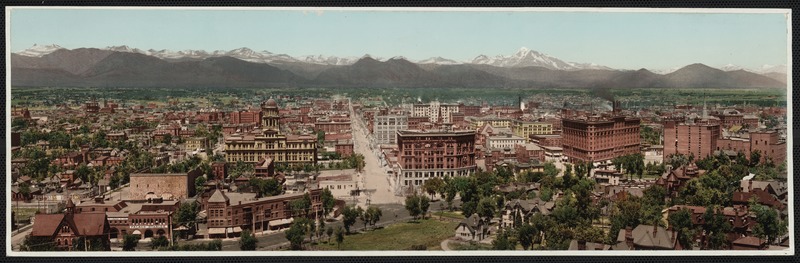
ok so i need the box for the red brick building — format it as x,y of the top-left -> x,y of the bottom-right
458,104 -> 482,117
396,130 -> 476,192
212,162 -> 227,181
514,143 -> 545,164
75,197 -> 180,240
30,199 -> 110,250
229,110 -> 262,125
663,119 -> 721,161
335,140 -> 355,158
128,169 -> 201,200
314,121 -> 351,134
717,131 -> 786,164
530,134 -> 562,148
202,189 -> 322,238
561,116 -> 640,164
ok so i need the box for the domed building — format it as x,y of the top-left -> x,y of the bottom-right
224,98 -> 317,167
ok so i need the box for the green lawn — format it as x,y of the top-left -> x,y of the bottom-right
450,241 -> 492,250
318,219 -> 458,250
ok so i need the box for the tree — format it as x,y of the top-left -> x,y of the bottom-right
194,176 -> 207,196
367,206 -> 382,228
517,224 -> 536,250
20,235 -> 56,251
492,229 -> 516,250
358,206 -> 370,231
419,195 -> 430,219
749,150 -> 762,167
326,226 -> 334,243
702,207 -> 732,249
404,194 -> 422,220
207,240 -> 223,251
477,197 -> 496,222
150,235 -> 170,250
122,234 -> 140,251
668,208 -> 696,249
342,205 -> 360,234
751,203 -> 788,244
239,230 -> 258,251
162,133 -> 172,145
321,188 -> 336,218
285,218 -> 309,250
335,226 -> 345,249
250,177 -> 282,198
173,201 -> 199,229
422,177 -> 445,199
317,130 -> 326,145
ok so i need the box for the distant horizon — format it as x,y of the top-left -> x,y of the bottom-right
8,7 -> 790,71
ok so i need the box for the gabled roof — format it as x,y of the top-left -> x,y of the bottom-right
208,189 -> 230,203
31,214 -> 66,237
630,224 -> 676,250
456,214 -> 485,234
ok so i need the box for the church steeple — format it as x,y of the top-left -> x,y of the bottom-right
65,198 -> 75,215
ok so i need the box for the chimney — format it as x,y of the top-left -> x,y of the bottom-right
653,224 -> 658,237
748,180 -> 753,192
625,226 -> 634,248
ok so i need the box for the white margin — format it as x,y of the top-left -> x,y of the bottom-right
5,6 -> 794,257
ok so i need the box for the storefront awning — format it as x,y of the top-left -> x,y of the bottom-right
208,228 -> 226,235
267,218 -> 294,227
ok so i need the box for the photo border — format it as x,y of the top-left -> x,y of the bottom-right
2,1 -> 797,262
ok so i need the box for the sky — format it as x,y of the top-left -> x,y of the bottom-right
8,8 -> 790,70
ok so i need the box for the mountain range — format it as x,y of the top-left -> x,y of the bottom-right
10,44 -> 787,89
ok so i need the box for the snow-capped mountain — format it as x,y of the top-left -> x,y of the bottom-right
650,66 -> 683,75
469,47 -> 608,70
756,64 -> 787,74
417,56 -> 461,65
297,54 -> 359,65
16,44 -> 65,57
719,63 -> 745,72
716,63 -> 787,75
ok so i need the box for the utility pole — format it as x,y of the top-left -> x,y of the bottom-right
168,211 -> 174,247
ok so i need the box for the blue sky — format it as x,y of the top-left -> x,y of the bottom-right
8,8 -> 789,70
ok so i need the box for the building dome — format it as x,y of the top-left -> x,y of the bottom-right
264,98 -> 278,107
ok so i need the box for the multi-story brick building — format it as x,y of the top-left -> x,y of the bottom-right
717,130 -> 786,164
395,130 -> 476,192
30,199 -> 110,251
530,134 -> 562,148
458,104 -> 482,117
128,168 -> 201,200
373,115 -> 408,145
202,188 -> 322,238
224,98 -> 317,165
663,119 -> 721,161
562,115 -> 640,164
511,120 -> 553,140
712,110 -> 744,129
335,140 -> 355,158
228,109 -> 262,125
75,197 -> 180,240
314,120 -> 351,134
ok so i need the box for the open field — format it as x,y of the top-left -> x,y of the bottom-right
317,219 -> 458,251
10,86 -> 786,110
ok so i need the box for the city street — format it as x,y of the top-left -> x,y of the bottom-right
349,100 -> 403,205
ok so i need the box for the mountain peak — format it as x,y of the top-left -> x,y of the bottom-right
17,43 -> 66,57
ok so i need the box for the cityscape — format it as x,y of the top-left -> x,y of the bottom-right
6,8 -> 792,254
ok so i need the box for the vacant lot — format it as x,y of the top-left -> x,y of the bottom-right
318,219 -> 458,250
